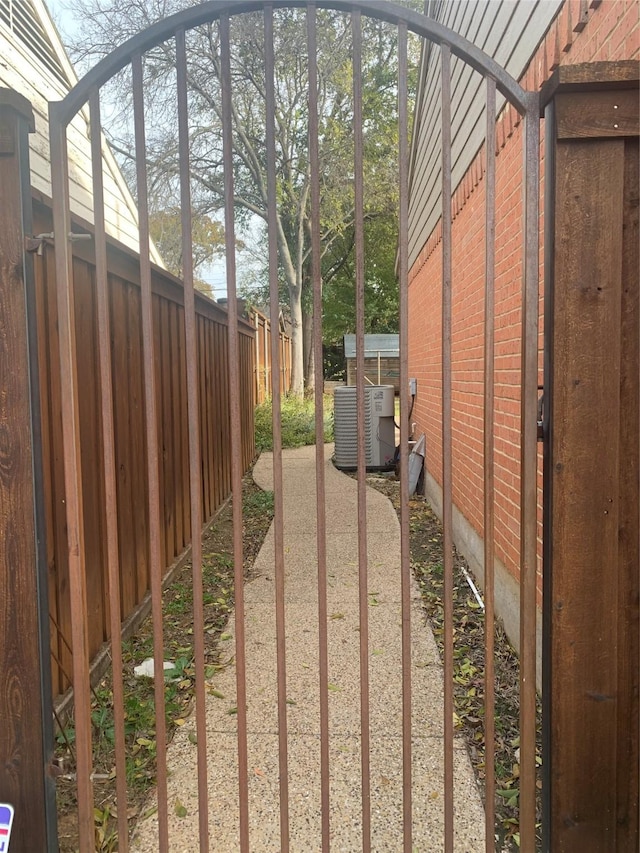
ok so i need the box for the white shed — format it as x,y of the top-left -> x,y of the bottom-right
344,333 -> 400,392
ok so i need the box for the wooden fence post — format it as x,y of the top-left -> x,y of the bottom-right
542,61 -> 639,852
0,89 -> 57,850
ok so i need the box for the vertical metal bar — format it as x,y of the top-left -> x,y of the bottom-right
89,89 -> 128,853
397,23 -> 412,853
541,95 -> 557,853
264,7 -> 291,849
440,44 -> 455,853
483,76 -> 497,853
352,12 -> 371,852
220,15 -> 250,851
307,4 -> 331,848
49,105 -> 94,853
131,53 -> 169,852
519,97 -> 540,852
176,28 -> 210,852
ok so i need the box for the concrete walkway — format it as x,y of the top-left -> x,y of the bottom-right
133,445 -> 484,851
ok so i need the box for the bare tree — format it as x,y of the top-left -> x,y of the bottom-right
68,0 -> 414,395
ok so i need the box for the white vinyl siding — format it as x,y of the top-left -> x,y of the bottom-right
408,0 -> 563,267
0,0 -> 162,263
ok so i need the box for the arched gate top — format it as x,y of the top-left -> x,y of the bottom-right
53,0 -> 536,125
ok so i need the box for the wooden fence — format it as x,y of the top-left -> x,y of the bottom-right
252,307 -> 292,404
30,198 -> 258,699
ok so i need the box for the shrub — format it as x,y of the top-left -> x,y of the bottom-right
255,395 -> 334,451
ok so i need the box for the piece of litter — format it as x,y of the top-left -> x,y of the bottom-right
134,658 -> 175,679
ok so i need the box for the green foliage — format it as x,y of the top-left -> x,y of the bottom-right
94,804 -> 118,853
149,208 -> 224,272
322,213 -> 402,346
255,396 -> 334,452
243,489 -> 275,517
149,208 -> 226,294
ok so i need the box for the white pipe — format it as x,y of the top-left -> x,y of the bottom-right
460,562 -> 485,610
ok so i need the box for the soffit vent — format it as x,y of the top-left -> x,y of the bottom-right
0,0 -> 69,88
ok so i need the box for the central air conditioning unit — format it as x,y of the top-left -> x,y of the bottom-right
333,385 -> 396,470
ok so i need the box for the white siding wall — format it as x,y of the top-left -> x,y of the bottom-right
408,0 -> 563,266
0,0 -> 162,263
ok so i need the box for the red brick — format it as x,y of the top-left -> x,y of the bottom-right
408,0 -> 635,599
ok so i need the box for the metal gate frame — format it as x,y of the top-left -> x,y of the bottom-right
45,2 -> 540,851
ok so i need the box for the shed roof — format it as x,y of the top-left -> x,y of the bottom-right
343,334 -> 399,359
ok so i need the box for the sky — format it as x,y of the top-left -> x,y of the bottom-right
43,0 -> 234,299
46,0 -> 79,45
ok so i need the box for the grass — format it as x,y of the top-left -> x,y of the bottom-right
254,394 -> 334,451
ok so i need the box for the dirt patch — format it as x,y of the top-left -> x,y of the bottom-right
55,471 -> 274,852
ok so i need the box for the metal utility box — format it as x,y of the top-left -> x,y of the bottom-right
333,385 -> 396,470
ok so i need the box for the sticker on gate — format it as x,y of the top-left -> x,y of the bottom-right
0,804 -> 14,852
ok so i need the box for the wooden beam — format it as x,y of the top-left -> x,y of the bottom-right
0,89 -> 57,850
543,65 -> 639,852
555,89 -> 639,139
540,60 -> 640,114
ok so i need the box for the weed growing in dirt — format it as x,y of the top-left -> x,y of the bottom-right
243,488 -> 275,516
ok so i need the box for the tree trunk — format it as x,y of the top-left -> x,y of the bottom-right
288,288 -> 304,397
303,305 -> 315,396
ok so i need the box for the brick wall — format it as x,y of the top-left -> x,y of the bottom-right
408,0 -> 639,604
